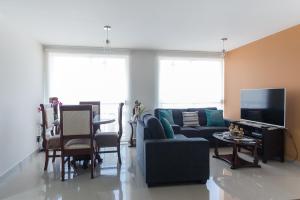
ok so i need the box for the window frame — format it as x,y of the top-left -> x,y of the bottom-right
44,47 -> 130,104
158,56 -> 224,109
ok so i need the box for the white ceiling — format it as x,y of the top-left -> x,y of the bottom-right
0,0 -> 300,51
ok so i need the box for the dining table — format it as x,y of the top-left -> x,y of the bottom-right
92,115 -> 115,133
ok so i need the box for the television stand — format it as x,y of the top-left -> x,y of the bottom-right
233,121 -> 285,163
237,121 -> 269,129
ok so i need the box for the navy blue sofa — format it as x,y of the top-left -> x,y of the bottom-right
137,114 -> 210,187
154,107 -> 230,146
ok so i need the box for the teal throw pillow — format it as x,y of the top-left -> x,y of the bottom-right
205,109 -> 225,127
160,117 -> 175,139
159,109 -> 175,125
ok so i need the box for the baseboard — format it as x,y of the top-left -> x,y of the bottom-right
285,159 -> 300,166
0,148 -> 39,179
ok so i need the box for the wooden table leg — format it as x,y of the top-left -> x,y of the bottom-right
253,142 -> 259,165
232,143 -> 238,169
214,137 -> 219,157
213,134 -> 261,169
129,122 -> 135,147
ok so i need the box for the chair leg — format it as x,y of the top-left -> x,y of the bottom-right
96,145 -> 102,164
61,155 -> 65,181
91,152 -> 94,179
68,157 -> 71,173
52,150 -> 56,163
44,149 -> 49,171
94,153 -> 98,167
117,144 -> 122,165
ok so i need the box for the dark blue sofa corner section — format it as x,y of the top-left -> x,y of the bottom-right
136,114 -> 210,187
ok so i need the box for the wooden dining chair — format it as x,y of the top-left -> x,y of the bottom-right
60,105 -> 95,181
40,104 -> 61,171
79,101 -> 101,132
95,102 -> 124,165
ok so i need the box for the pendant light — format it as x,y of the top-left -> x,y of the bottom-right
103,25 -> 111,53
221,37 -> 228,58
103,25 -> 111,65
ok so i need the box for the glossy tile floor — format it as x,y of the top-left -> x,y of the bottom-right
1,146 -> 300,200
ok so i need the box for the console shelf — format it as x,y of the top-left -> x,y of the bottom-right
233,121 -> 285,163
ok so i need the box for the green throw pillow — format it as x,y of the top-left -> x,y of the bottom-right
205,109 -> 225,127
159,109 -> 175,125
160,117 -> 175,139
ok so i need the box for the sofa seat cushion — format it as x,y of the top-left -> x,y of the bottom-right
174,134 -> 187,140
180,127 -> 201,137
180,126 -> 228,138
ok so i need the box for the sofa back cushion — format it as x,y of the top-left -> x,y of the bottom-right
143,115 -> 166,139
171,109 -> 187,126
155,108 -> 187,126
158,109 -> 175,125
187,107 -> 217,126
205,109 -> 225,127
155,107 -> 218,126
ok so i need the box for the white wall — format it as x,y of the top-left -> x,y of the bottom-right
129,50 -> 159,114
0,21 -> 43,176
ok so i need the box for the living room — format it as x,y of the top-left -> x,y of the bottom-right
1,1 -> 300,200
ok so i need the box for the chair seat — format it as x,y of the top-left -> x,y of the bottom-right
65,139 -> 91,149
95,132 -> 118,147
47,135 -> 60,149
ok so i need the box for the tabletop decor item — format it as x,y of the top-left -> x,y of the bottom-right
132,100 -> 146,121
228,123 -> 244,138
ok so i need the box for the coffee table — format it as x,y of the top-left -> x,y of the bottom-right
213,132 -> 261,169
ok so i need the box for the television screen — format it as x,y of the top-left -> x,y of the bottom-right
240,88 -> 286,127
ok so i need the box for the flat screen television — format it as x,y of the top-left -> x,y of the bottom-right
240,88 -> 286,128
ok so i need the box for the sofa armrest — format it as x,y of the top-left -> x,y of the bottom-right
224,118 -> 233,127
144,138 -> 209,185
171,124 -> 181,134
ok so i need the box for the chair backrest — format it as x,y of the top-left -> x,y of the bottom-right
118,103 -> 124,139
60,105 -> 93,139
40,104 -> 55,140
79,101 -> 100,119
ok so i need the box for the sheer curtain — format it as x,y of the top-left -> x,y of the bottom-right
159,57 -> 224,108
47,52 -> 129,140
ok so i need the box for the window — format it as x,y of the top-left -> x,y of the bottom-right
159,57 -> 224,108
46,51 -> 129,136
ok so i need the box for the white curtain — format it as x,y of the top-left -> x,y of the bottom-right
47,52 -> 129,140
159,57 -> 224,109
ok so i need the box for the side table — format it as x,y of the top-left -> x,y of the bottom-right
128,120 -> 137,147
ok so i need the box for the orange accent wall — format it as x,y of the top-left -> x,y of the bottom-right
224,24 -> 300,160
